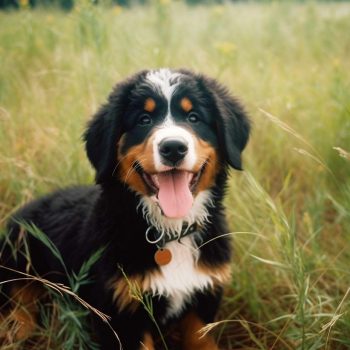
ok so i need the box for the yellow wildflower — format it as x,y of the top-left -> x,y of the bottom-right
215,42 -> 236,56
212,5 -> 224,16
159,0 -> 171,6
113,5 -> 122,16
19,0 -> 29,8
46,15 -> 54,23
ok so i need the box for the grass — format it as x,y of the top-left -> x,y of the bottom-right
0,1 -> 350,349
0,222 -> 112,349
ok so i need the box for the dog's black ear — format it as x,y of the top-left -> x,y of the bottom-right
199,75 -> 250,170
84,71 -> 146,183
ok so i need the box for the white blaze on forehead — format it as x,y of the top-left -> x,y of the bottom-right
152,125 -> 197,172
146,68 -> 182,103
146,70 -> 197,178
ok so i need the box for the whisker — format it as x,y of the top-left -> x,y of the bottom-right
123,157 -> 147,184
112,153 -> 130,177
123,160 -> 140,184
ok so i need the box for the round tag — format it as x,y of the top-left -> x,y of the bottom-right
154,248 -> 172,266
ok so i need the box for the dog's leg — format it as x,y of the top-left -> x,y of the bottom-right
95,322 -> 156,350
8,282 -> 42,340
140,332 -> 155,350
179,288 -> 223,350
179,312 -> 219,350
92,308 -> 156,350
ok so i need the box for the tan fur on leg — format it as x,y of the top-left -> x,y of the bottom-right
9,283 -> 42,340
140,332 -> 155,350
180,312 -> 219,350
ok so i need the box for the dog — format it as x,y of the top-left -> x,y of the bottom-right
0,68 -> 250,349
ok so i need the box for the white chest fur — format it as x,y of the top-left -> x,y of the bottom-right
145,236 -> 215,320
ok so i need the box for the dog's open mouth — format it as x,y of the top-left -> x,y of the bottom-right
135,164 -> 205,219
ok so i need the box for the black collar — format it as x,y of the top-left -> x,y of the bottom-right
145,222 -> 198,248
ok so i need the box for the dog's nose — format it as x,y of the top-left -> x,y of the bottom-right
159,138 -> 188,165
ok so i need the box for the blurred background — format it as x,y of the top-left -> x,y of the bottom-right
0,0 -> 350,349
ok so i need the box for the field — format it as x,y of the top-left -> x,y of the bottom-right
1,1 -> 350,349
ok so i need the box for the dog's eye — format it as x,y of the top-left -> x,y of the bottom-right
138,114 -> 152,126
187,112 -> 199,123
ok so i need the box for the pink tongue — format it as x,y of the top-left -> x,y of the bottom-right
157,171 -> 193,218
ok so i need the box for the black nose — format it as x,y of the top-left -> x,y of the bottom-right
159,138 -> 188,165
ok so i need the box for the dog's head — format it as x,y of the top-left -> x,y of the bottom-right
85,69 -> 250,219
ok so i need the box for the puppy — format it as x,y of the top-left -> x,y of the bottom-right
0,68 -> 250,349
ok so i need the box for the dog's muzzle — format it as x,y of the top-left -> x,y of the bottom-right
158,137 -> 188,166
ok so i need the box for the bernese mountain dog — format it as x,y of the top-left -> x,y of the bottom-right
0,68 -> 250,349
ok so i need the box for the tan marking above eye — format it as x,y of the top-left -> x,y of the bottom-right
180,97 -> 193,113
144,98 -> 156,113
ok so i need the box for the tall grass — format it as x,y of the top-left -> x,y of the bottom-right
0,1 -> 350,349
0,223 -> 108,349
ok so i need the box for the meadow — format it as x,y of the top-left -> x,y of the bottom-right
0,1 -> 350,349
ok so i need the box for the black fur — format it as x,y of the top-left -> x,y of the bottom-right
85,70 -> 148,183
0,69 -> 250,349
195,73 -> 250,170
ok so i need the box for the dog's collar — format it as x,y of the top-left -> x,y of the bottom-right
145,222 -> 198,248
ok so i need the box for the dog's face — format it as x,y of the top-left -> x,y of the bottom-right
85,69 -> 250,219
